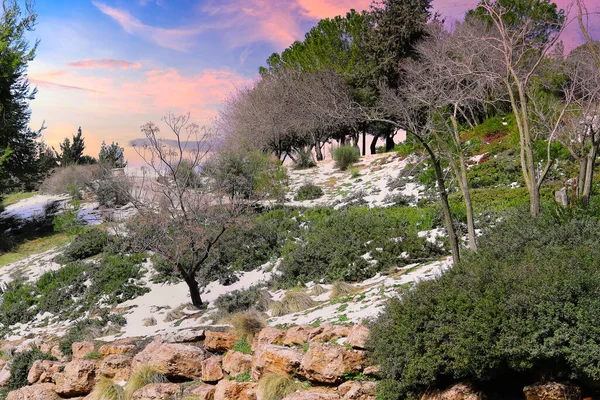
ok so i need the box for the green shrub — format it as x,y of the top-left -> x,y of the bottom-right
59,228 -> 107,263
232,336 -> 253,355
0,281 -> 36,326
83,350 -> 103,360
333,146 -> 360,170
215,286 -> 272,314
295,184 -> 324,201
7,347 -> 56,391
36,262 -> 87,314
293,148 -> 317,170
369,212 -> 600,399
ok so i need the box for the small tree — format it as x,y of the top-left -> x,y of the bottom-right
99,141 -> 127,169
57,127 -> 86,166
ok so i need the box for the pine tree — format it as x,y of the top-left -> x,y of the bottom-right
57,127 -> 86,165
98,141 -> 127,169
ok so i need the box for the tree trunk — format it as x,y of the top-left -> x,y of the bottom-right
362,131 -> 366,156
385,133 -> 395,152
582,144 -> 599,206
432,157 -> 460,265
578,157 -> 588,199
184,274 -> 203,308
370,134 -> 379,155
314,142 -> 324,161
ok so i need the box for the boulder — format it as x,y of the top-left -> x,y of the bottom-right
204,331 -> 238,353
254,328 -> 285,349
523,382 -> 581,400
72,342 -> 95,360
131,383 -> 182,400
214,380 -> 257,400
202,356 -> 224,383
27,360 -> 64,384
99,354 -> 132,381
281,389 -> 339,400
190,384 -> 217,400
6,383 -> 61,400
346,326 -> 369,350
131,340 -> 207,380
420,383 -> 484,400
283,326 -> 313,346
252,345 -> 303,380
53,359 -> 97,396
161,328 -> 205,343
338,381 -> 378,400
0,363 -> 11,386
300,343 -> 366,384
310,324 -> 350,343
222,351 -> 252,376
98,342 -> 137,357
362,365 -> 381,378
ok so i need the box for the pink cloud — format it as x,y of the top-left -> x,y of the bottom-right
297,0 -> 372,20
29,78 -> 102,93
68,59 -> 142,70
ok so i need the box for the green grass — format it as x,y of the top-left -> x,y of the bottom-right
2,192 -> 37,207
0,232 -> 69,268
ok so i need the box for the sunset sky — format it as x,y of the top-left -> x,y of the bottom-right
27,0 -> 600,165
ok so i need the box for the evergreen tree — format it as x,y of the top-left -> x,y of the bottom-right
98,141 -> 127,168
57,127 -> 86,165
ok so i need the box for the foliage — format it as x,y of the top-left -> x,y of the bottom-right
58,228 -> 107,263
293,147 -> 316,170
125,366 -> 167,398
7,346 -> 56,391
53,199 -> 86,237
369,212 -> 600,399
330,281 -> 356,300
230,310 -> 267,338
83,350 -> 103,360
215,286 -> 272,314
280,291 -> 317,314
39,164 -> 102,196
94,170 -> 131,207
57,127 -> 87,166
258,374 -> 304,400
232,336 -> 254,355
59,314 -> 126,358
333,146 -> 360,170
295,184 -> 324,201
98,141 -> 127,169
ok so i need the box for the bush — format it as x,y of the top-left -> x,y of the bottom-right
7,347 -> 56,391
94,170 -> 131,207
232,336 -> 253,355
58,228 -> 107,263
293,148 -> 317,170
333,146 -> 360,170
294,184 -> 324,201
39,165 -> 102,197
215,286 -> 272,314
369,213 -> 600,399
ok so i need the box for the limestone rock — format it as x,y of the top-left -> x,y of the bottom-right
6,383 -> 61,400
98,342 -> 137,357
283,326 -> 313,346
420,383 -> 484,400
131,339 -> 207,379
222,351 -> 252,376
523,382 -> 581,400
346,326 -> 369,350
202,355 -> 224,383
131,383 -> 182,400
204,331 -> 238,353
0,363 -> 11,386
99,354 -> 132,381
254,328 -> 285,349
214,380 -> 257,400
281,389 -> 339,400
160,328 -> 205,343
338,381 -> 378,400
300,343 -> 366,384
191,384 -> 217,400
252,345 -> 303,380
53,359 -> 97,396
310,324 -> 350,343
362,365 -> 381,378
27,360 -> 64,384
72,342 -> 95,360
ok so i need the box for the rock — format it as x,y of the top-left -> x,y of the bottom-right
283,326 -> 313,346
222,351 -> 252,376
346,326 -> 369,350
363,365 -> 381,378
202,356 -> 224,383
214,380 -> 257,400
300,343 -> 366,384
72,342 -> 95,360
0,363 -> 11,386
191,384 -> 217,400
53,359 -> 97,396
254,328 -> 285,349
6,383 -> 61,400
27,360 -> 64,384
131,339 -> 207,380
204,331 -> 238,353
99,354 -> 132,381
310,324 -> 350,343
252,345 -> 303,380
338,381 -> 378,400
420,383 -> 484,400
523,382 -> 581,400
281,389 -> 339,400
98,342 -> 137,356
131,383 -> 182,400
160,328 -> 205,343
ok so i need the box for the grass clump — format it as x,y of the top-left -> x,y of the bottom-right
125,366 -> 167,398
369,212 -> 600,399
330,281 -> 356,300
281,291 -> 317,314
333,146 -> 360,170
92,377 -> 125,400
0,232 -> 69,268
257,374 -> 304,400
270,301 -> 285,317
294,184 -> 324,201
231,372 -> 251,382
230,310 -> 266,339
310,284 -> 327,296
232,336 -> 253,355
83,350 -> 103,360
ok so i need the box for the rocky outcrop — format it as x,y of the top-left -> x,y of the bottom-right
346,325 -> 369,350
338,381 -> 377,400
523,382 -> 581,400
53,359 -> 97,396
204,331 -> 238,353
300,343 -> 367,384
131,340 -> 207,379
99,354 -> 132,381
202,355 -> 224,382
310,324 -> 350,343
214,380 -> 257,400
190,384 -> 217,400
254,327 -> 286,349
6,383 -> 61,400
283,326 -> 313,346
27,360 -> 64,384
98,340 -> 137,356
71,342 -> 95,360
131,382 -> 182,400
252,345 -> 303,380
222,351 -> 252,376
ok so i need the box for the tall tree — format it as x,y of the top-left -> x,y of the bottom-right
99,141 -> 127,169
57,127 -> 86,165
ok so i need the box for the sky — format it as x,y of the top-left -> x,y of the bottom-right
26,0 -> 600,165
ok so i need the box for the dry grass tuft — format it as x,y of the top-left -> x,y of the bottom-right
270,301 -> 285,317
330,281 -> 356,300
92,377 -> 125,400
258,374 -> 304,400
282,291 -> 317,314
310,284 -> 328,296
143,317 -> 157,327
125,366 -> 167,398
164,303 -> 193,322
229,310 -> 266,339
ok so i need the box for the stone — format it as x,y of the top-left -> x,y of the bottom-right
99,354 -> 132,381
338,381 -> 378,400
131,339 -> 207,380
72,342 -> 95,360
191,384 -> 217,400
346,326 -> 369,350
202,355 -> 224,383
281,389 -> 339,400
204,331 -> 238,353
283,326 -> 313,346
254,328 -> 285,349
0,363 -> 11,386
300,343 -> 366,384
160,328 -> 205,343
222,351 -> 252,376
27,360 -> 64,384
310,324 -> 350,343
214,380 -> 257,400
362,365 -> 381,378
251,345 -> 303,380
523,382 -> 581,400
53,359 -> 97,396
98,342 -> 137,357
6,383 -> 61,400
420,383 -> 484,400
131,383 -> 182,400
